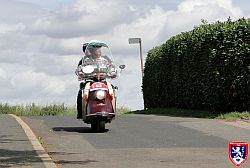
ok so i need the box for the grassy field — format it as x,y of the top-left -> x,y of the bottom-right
0,103 -> 76,116
216,111 -> 250,121
0,103 -> 131,116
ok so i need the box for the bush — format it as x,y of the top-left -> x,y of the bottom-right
143,18 -> 250,113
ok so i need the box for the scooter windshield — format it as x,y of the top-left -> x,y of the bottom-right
81,40 -> 116,80
84,40 -> 114,63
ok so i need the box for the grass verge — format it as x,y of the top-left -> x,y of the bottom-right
1,103 -> 248,121
0,103 -> 132,116
126,108 -> 250,121
116,105 -> 131,114
0,103 -> 76,116
216,111 -> 250,121
126,108 -> 216,118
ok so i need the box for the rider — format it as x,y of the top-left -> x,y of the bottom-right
75,41 -> 117,119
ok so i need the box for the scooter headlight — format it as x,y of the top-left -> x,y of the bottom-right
95,90 -> 106,100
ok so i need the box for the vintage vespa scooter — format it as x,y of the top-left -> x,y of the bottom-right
77,40 -> 125,132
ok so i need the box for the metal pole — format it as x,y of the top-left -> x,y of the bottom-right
128,37 -> 145,110
139,39 -> 143,79
139,39 -> 145,110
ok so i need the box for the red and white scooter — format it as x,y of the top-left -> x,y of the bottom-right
77,40 -> 125,132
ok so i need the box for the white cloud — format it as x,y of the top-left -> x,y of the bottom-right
177,0 -> 242,17
0,67 -> 7,81
41,37 -> 83,55
113,6 -> 168,51
0,23 -> 25,34
31,54 -> 79,76
158,0 -> 244,41
0,0 -> 44,24
28,0 -> 136,38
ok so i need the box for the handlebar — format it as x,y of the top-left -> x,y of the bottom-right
77,63 -> 117,81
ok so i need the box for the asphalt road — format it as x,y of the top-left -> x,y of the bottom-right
0,115 -> 45,168
19,114 -> 250,168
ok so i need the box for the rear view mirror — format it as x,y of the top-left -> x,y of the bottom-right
119,65 -> 125,69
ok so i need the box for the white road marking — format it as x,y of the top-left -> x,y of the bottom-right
9,114 -> 57,168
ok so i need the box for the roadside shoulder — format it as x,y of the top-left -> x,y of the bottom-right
9,114 -> 57,168
222,119 -> 250,130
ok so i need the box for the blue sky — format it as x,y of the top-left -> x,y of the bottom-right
0,0 -> 249,110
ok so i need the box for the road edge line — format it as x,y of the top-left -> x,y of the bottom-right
9,114 -> 57,168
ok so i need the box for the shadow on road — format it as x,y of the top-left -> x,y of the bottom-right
46,151 -> 99,166
0,135 -> 46,167
54,159 -> 99,166
0,148 -> 44,168
0,135 -> 29,144
52,127 -> 109,133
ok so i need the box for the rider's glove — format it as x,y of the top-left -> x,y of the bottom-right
75,66 -> 85,80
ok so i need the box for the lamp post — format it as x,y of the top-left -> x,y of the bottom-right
129,37 -> 145,110
128,38 -> 143,80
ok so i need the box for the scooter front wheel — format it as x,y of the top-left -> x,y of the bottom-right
91,121 -> 105,132
98,121 -> 105,131
91,122 -> 97,130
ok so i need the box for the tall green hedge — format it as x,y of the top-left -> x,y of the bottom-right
143,18 -> 250,112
